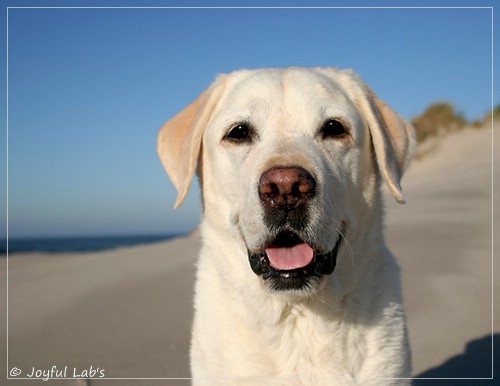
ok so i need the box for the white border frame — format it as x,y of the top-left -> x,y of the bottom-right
4,4 -> 495,382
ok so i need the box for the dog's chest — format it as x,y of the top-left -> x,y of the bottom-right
261,305 -> 366,379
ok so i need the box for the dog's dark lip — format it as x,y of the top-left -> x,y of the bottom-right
247,227 -> 344,291
267,230 -> 304,248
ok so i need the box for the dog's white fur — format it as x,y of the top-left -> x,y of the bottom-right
158,67 -> 415,385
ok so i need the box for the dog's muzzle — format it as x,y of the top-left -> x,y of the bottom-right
247,166 -> 344,291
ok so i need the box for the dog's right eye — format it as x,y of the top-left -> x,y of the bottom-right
224,124 -> 253,143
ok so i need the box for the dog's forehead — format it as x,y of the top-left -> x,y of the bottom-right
221,68 -> 354,114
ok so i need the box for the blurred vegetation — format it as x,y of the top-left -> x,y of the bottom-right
411,102 -> 498,143
411,102 -> 466,143
482,105 -> 500,127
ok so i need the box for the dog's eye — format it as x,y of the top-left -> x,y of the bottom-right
224,123 -> 253,143
320,119 -> 348,139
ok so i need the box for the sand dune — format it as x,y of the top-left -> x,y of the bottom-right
385,125 -> 498,381
1,125 -> 497,385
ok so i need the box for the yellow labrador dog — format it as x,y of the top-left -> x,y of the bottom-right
158,67 -> 415,385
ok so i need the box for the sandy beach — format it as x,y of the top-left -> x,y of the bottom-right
1,125 -> 497,385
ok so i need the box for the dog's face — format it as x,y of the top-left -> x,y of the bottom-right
202,69 -> 368,292
158,67 -> 415,295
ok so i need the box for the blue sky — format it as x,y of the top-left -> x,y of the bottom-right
1,1 -> 497,238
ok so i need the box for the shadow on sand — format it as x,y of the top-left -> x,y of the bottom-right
414,333 -> 498,385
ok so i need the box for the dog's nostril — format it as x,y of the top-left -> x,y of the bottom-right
260,182 -> 279,197
270,183 -> 280,196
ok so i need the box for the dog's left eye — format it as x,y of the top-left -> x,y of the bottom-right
224,123 -> 253,143
320,119 -> 348,139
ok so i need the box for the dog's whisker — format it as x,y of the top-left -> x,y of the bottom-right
338,227 -> 355,264
329,218 -> 355,264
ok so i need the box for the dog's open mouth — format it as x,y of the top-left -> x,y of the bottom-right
248,229 -> 343,291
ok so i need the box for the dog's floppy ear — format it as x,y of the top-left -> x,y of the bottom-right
348,73 -> 416,204
157,77 -> 226,208
364,89 -> 416,203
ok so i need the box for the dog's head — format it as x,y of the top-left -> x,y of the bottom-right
158,67 -> 415,295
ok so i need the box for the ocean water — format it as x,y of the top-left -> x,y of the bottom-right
0,234 -> 183,255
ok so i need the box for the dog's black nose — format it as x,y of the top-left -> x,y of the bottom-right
259,167 -> 316,209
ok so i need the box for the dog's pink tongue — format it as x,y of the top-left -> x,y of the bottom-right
266,243 -> 314,270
